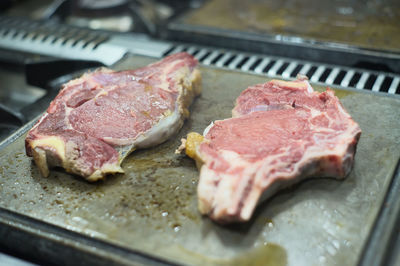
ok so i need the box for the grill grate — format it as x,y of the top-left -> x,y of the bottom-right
0,16 -> 110,52
0,16 -> 127,65
165,45 -> 400,95
1,15 -> 399,95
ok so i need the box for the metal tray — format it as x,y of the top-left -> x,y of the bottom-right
166,0 -> 400,73
172,0 -> 400,53
0,55 -> 399,266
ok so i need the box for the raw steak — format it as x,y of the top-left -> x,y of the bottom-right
26,52 -> 201,181
180,76 -> 361,223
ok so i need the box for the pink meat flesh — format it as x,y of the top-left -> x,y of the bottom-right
196,78 -> 361,223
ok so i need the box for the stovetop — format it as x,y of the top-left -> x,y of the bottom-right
0,1 -> 399,266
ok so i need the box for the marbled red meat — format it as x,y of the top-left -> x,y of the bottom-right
26,53 -> 201,181
182,76 -> 361,223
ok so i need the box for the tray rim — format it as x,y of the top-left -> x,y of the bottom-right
0,207 -> 178,266
357,160 -> 400,266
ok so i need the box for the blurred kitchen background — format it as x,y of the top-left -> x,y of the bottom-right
2,0 -> 399,52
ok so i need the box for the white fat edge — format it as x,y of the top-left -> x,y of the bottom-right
203,122 -> 214,136
198,120 -> 224,161
134,106 -> 182,148
30,112 -> 49,131
115,105 -> 183,161
305,79 -> 314,93
202,118 -> 238,139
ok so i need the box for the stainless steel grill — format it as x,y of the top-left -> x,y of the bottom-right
0,15 -> 170,64
1,15 -> 399,96
165,44 -> 400,95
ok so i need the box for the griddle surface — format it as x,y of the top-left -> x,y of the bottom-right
0,55 -> 399,265
180,0 -> 400,53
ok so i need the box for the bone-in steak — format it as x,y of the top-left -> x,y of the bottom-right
181,77 -> 361,223
26,53 -> 201,181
